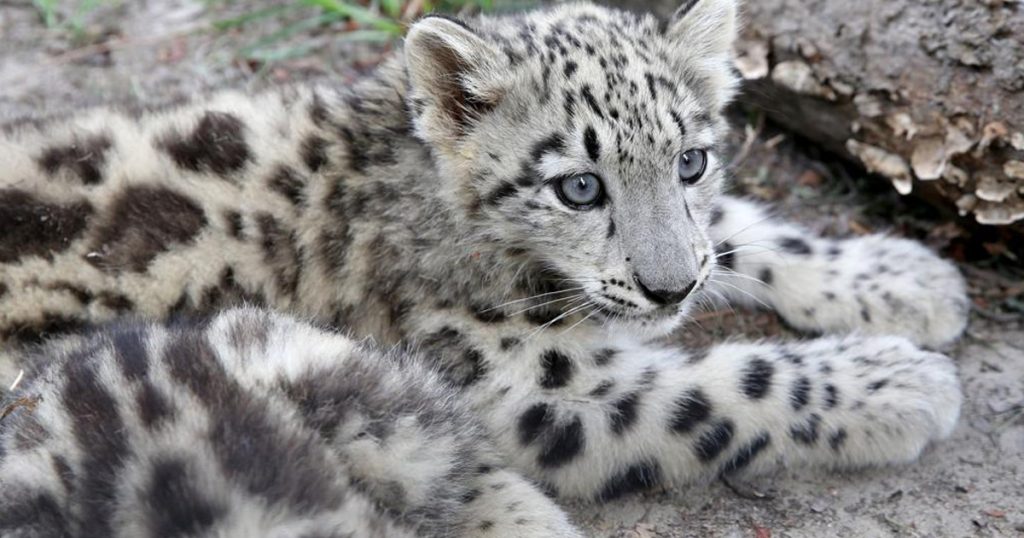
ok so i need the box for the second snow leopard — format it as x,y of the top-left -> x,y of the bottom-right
0,0 -> 969,535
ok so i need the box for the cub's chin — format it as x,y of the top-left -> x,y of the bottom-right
595,302 -> 693,341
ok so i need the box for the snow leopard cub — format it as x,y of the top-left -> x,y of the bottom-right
0,0 -> 968,535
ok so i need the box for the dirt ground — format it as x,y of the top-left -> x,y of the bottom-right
2,1 -> 1022,536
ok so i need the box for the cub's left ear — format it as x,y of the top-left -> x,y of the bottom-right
665,0 -> 740,109
405,15 -> 505,149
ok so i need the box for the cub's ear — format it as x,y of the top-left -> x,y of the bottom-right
404,15 -> 505,147
664,0 -> 740,109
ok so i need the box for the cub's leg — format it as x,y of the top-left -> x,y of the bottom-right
706,195 -> 969,348
483,334 -> 960,500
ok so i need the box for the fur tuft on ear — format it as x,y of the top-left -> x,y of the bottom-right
404,16 -> 505,147
665,0 -> 741,109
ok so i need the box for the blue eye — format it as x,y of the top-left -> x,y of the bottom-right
556,173 -> 604,209
679,149 -> 708,184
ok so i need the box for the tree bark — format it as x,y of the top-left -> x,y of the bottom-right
632,0 -> 1024,226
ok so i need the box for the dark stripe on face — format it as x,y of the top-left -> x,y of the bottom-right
530,133 -> 566,162
485,182 -> 519,206
583,126 -> 600,163
580,85 -> 604,119
669,111 -> 687,138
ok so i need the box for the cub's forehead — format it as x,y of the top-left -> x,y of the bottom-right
474,4 -> 669,71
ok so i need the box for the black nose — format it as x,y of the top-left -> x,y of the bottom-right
633,274 -> 697,306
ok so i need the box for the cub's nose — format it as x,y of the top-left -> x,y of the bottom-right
633,274 -> 697,306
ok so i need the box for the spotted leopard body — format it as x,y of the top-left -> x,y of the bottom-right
1,1 -> 969,536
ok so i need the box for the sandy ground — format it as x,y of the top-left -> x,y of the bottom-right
2,1 -> 1022,536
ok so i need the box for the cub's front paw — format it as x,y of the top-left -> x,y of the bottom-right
841,235 -> 968,348
774,235 -> 969,348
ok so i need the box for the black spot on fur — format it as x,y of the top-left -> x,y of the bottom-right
223,210 -> 245,239
790,376 -> 812,410
599,460 -> 662,501
589,380 -> 614,398
62,353 -> 128,535
499,337 -> 520,350
824,384 -> 840,409
471,304 -> 507,323
606,218 -> 616,238
137,381 -> 175,429
670,388 -> 711,434
87,185 -> 207,273
52,455 -> 75,494
0,312 -> 86,346
268,165 -> 306,207
111,326 -> 149,380
779,237 -> 812,255
147,459 -> 223,536
867,379 -> 888,392
539,349 -> 574,388
37,133 -> 112,184
538,414 -> 584,468
0,492 -> 70,536
695,419 -> 734,462
594,348 -> 617,366
563,60 -> 578,78
165,331 -> 344,512
255,213 -> 302,298
159,111 -> 251,176
710,205 -> 724,226
610,391 -> 641,435
829,428 -> 848,451
485,181 -> 518,206
716,241 -> 735,270
790,413 -> 822,445
461,348 -> 488,385
300,135 -> 329,172
530,133 -> 565,162
0,189 -> 92,263
672,0 -> 701,22
518,403 -> 552,445
309,92 -> 329,127
669,110 -> 686,137
583,125 -> 600,162
740,358 -> 774,399
720,433 -> 771,475
759,268 -> 774,286
580,85 -> 604,119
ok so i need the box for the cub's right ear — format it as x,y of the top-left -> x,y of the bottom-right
404,15 -> 506,149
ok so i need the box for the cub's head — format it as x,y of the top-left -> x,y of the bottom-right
404,0 -> 739,335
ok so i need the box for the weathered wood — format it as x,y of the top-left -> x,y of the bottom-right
632,0 -> 1024,226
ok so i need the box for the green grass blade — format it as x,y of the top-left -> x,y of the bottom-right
300,0 -> 403,34
213,5 -> 296,30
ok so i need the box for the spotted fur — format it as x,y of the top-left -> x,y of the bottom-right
0,0 -> 968,535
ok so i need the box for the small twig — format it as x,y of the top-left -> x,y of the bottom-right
8,369 -> 24,392
721,475 -> 774,501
